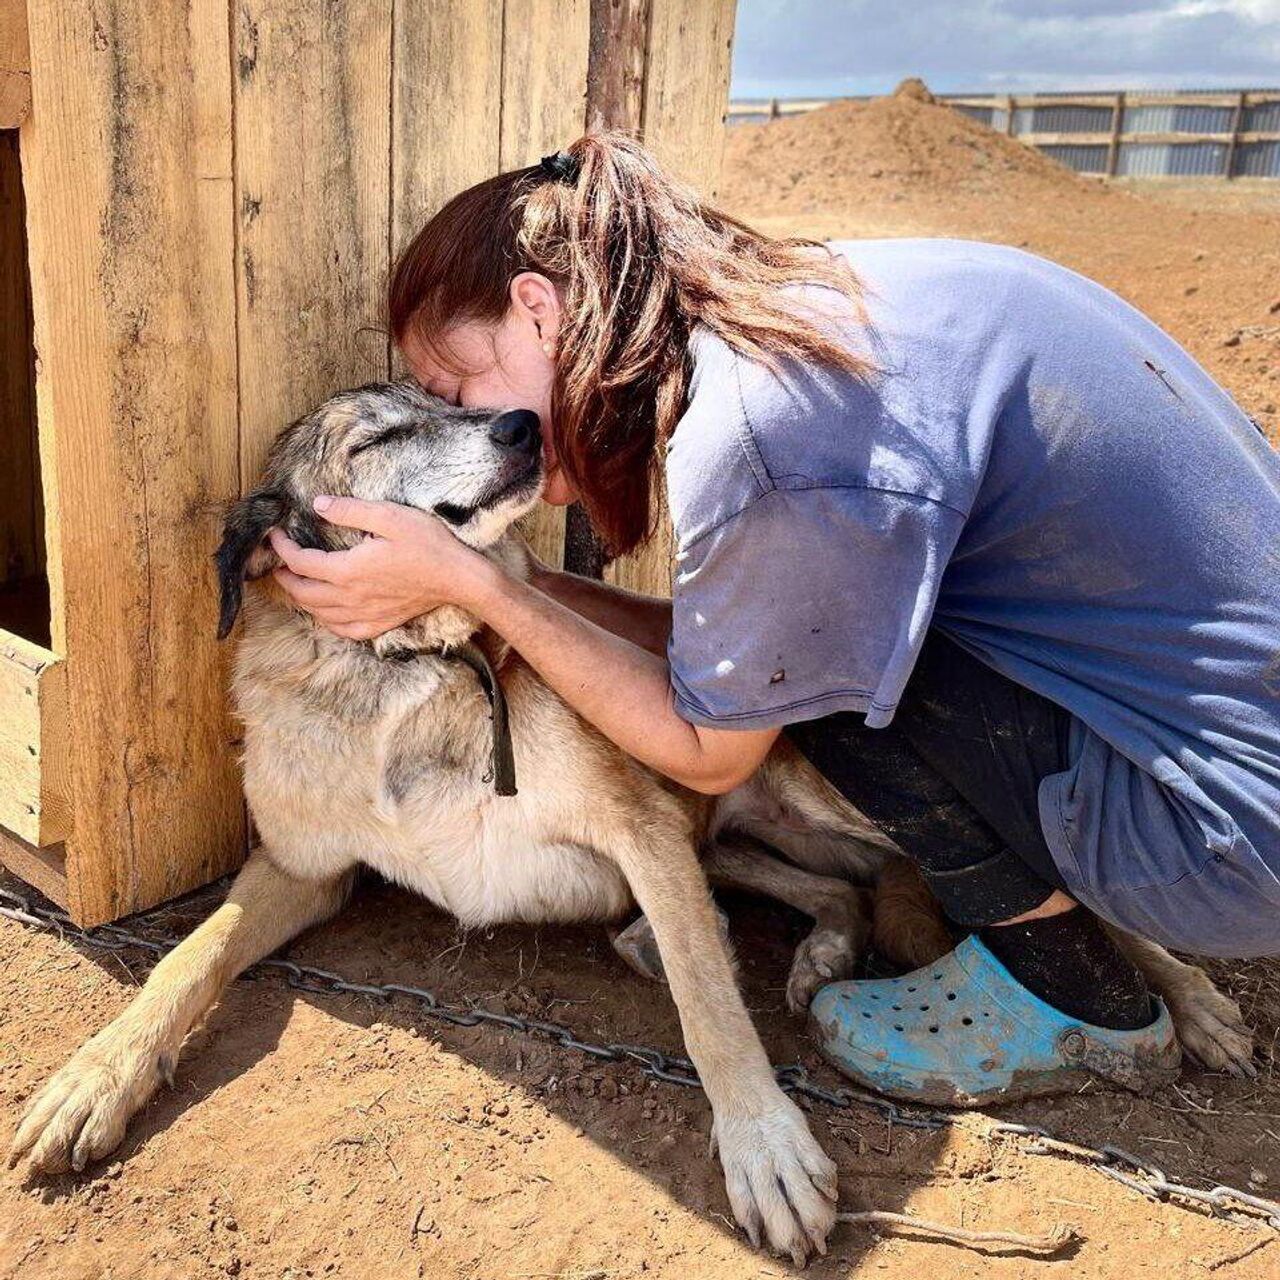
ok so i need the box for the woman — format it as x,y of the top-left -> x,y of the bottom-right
269,133 -> 1280,1100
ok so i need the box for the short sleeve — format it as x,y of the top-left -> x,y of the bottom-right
666,486 -> 966,731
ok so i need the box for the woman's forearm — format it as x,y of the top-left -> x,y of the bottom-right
472,561 -> 772,793
529,563 -> 672,658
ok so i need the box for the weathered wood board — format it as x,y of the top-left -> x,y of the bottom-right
18,1 -> 243,924
603,0 -> 737,598
502,0 -> 590,569
0,630 -> 67,846
233,1 -> 393,486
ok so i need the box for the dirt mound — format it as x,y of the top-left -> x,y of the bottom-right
891,76 -> 936,104
722,86 -> 1095,216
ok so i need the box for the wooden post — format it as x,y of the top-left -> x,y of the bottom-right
1224,90 -> 1246,179
1005,95 -> 1016,136
19,1 -> 244,924
602,0 -> 737,598
769,96 -> 779,120
501,0 -> 591,570
559,0 -> 652,578
1107,91 -> 1125,177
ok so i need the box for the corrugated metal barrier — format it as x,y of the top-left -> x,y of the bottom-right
729,88 -> 1280,179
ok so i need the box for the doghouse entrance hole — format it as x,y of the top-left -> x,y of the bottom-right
0,129 -> 48,650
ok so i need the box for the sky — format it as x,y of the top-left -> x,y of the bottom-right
730,0 -> 1280,99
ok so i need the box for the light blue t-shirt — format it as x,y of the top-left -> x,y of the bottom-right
665,238 -> 1280,957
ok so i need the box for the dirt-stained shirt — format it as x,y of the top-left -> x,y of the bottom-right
664,238 -> 1280,956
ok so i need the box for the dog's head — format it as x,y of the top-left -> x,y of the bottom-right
215,380 -> 545,643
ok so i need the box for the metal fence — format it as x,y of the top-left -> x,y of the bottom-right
730,89 -> 1280,179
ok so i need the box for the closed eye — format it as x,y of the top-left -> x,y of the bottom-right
350,425 -> 417,456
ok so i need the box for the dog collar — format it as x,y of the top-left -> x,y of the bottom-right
381,638 -> 518,796
448,640 -> 519,798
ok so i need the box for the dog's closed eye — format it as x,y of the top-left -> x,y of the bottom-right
350,425 -> 418,456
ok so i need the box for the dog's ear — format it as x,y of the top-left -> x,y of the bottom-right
214,489 -> 290,640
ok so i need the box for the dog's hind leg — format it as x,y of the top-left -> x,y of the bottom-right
1105,927 -> 1255,1077
9,850 -> 354,1176
871,855 -> 954,970
701,834 -> 873,1014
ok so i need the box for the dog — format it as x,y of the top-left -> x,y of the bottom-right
8,382 -> 1255,1263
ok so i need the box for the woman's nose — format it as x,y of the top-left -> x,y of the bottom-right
489,409 -> 541,455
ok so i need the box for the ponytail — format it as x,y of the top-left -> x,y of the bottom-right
389,131 -> 871,558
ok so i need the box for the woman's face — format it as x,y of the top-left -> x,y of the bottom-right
399,273 -> 578,507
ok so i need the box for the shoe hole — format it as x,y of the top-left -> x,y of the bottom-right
982,1011 -> 990,1018
919,1004 -> 930,1011
962,1016 -> 974,1026
932,973 -> 942,980
862,1011 -> 872,1019
891,1004 -> 902,1012
929,1025 -> 939,1034
906,986 -> 917,993
946,992 -> 957,1001
893,1025 -> 904,1032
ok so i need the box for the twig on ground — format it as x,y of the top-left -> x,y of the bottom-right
837,1210 -> 1081,1256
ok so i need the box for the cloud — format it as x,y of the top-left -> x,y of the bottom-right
731,0 -> 1280,98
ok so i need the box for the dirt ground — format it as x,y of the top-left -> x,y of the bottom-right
4,84 -> 1280,1280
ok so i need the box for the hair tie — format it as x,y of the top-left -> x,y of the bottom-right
539,150 -> 580,185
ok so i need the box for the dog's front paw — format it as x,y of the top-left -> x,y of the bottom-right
8,1024 -> 171,1175
712,1093 -> 838,1264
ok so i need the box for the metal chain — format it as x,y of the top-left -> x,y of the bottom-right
3,883 -> 1278,1234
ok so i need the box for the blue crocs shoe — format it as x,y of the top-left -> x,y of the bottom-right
808,935 -> 1181,1106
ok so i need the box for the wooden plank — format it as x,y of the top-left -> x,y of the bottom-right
234,1 -> 393,486
602,0 -> 736,599
0,130 -> 39,588
554,0 -> 653,581
0,0 -> 30,128
1123,92 -> 1241,108
1113,131 -> 1238,145
0,629 -> 68,845
501,0 -> 591,571
587,0 -> 649,131
1107,92 -> 1124,177
1226,92 -> 1247,178
20,2 -> 243,925
0,828 -> 67,909
1021,132 -> 1116,146
393,2 -> 503,260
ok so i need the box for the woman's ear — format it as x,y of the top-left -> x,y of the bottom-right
509,271 -> 561,343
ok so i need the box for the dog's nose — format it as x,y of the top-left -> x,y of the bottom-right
489,409 -> 541,454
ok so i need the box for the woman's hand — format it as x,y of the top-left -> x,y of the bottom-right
268,495 -> 497,640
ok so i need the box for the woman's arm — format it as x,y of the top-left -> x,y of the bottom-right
266,498 -> 777,794
527,559 -> 672,659
471,561 -> 775,792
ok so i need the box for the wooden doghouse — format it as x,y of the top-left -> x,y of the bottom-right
0,0 -> 735,926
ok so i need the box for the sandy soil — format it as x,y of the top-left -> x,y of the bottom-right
3,83 -> 1280,1280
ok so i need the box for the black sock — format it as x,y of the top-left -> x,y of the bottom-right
980,908 -> 1152,1030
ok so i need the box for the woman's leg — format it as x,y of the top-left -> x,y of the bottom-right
784,630 -> 1153,1030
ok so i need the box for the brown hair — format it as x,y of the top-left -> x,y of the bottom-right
389,132 -> 871,558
